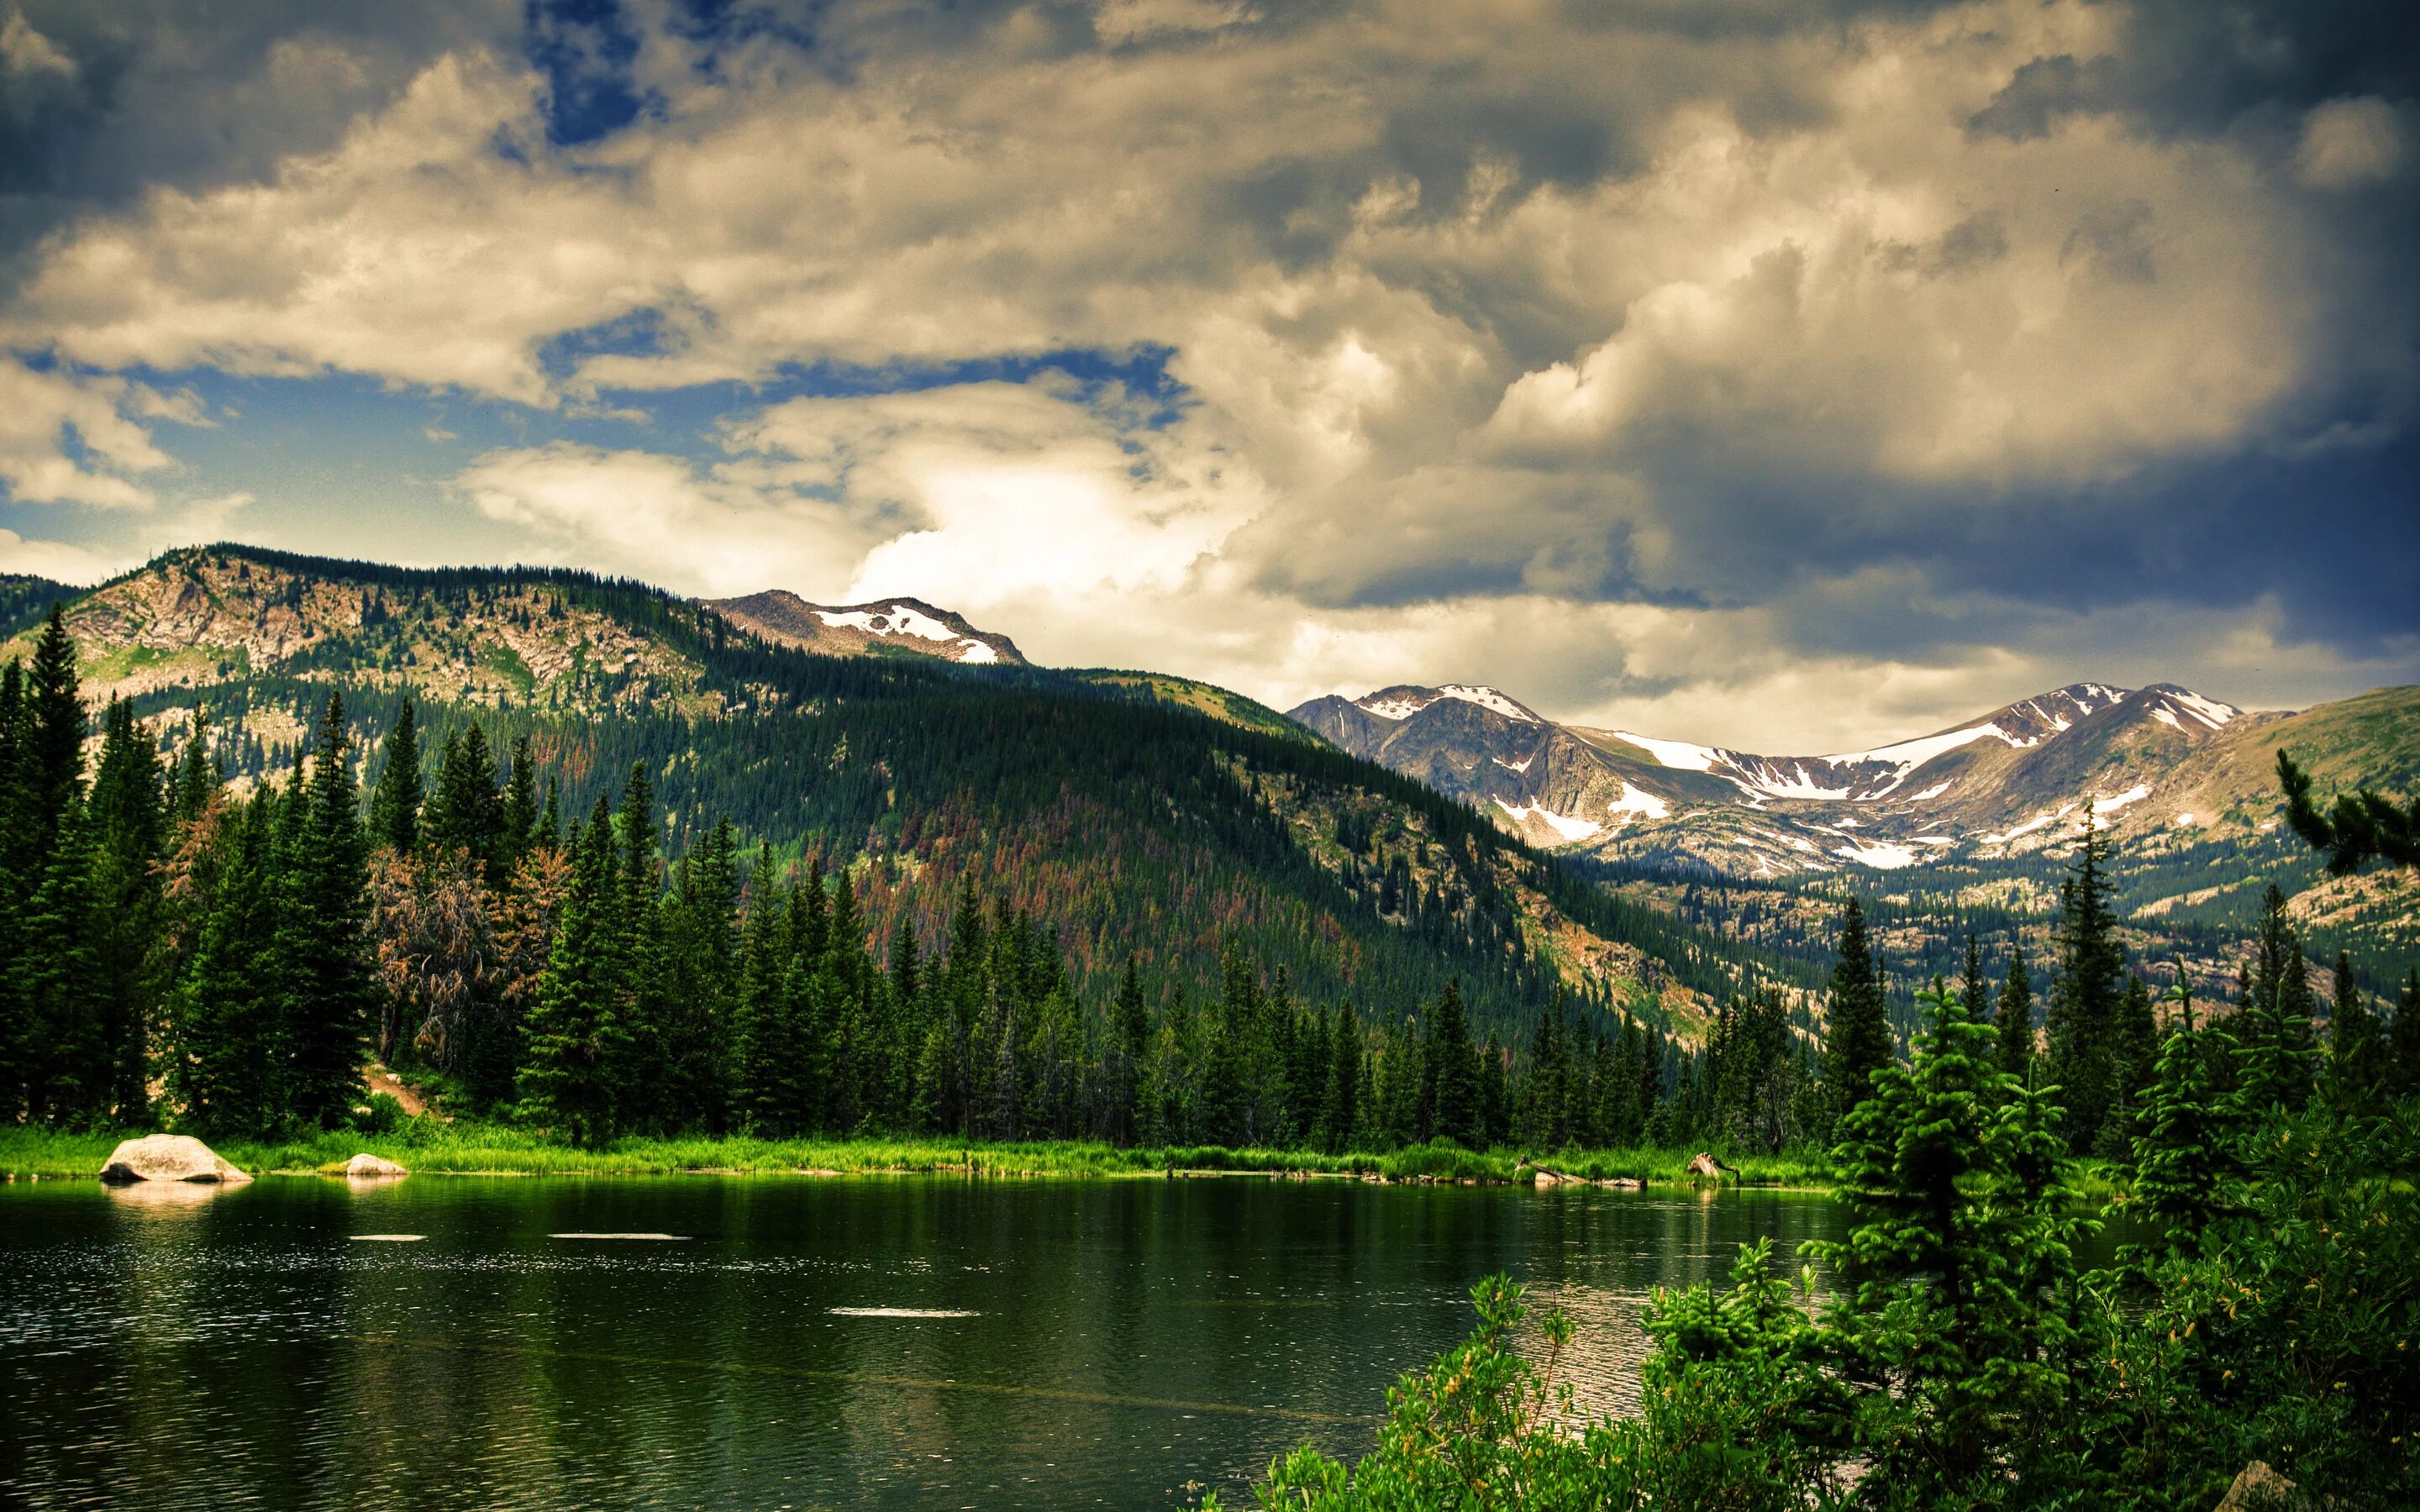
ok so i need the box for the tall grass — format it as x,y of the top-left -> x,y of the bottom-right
0,1122 -> 1839,1188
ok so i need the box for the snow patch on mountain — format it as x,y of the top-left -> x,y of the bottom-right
1492,800 -> 1603,843
1833,839 -> 1919,869
817,604 -> 958,642
1605,782 -> 1670,820
1609,731 -> 1722,772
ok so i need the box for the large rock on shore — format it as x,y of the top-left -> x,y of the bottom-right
98,1134 -> 251,1185
345,1153 -> 408,1178
2213,1461 -> 2296,1510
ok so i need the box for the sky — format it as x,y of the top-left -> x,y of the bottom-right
0,0 -> 2412,752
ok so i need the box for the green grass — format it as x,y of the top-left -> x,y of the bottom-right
0,1124 -> 1852,1187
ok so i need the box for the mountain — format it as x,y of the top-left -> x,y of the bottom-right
1293,675 -> 2420,1008
704,589 -> 1027,666
1287,678 -> 2401,876
0,544 -> 1798,1038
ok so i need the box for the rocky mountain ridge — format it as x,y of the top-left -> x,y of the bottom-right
1292,678 -> 2415,880
702,590 -> 1026,666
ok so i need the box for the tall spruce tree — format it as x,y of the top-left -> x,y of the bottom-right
2128,979 -> 2236,1250
2045,821 -> 2125,1152
88,697 -> 166,1121
366,698 -> 422,856
280,694 -> 376,1127
2236,885 -> 2318,1115
1428,979 -> 1481,1146
1823,896 -> 1892,1123
1996,942 -> 2035,1081
2327,949 -> 2383,1115
519,800 -> 629,1145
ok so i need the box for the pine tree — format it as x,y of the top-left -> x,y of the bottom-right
1823,896 -> 1892,1122
366,698 -> 422,855
168,790 -> 281,1136
2236,885 -> 2318,1115
1816,978 -> 2078,1491
2327,949 -> 2383,1115
2128,979 -> 2235,1249
1996,942 -> 2034,1081
278,694 -> 376,1127
2045,822 -> 2125,1152
518,799 -> 629,1146
2391,969 -> 2420,1101
1429,979 -> 1481,1146
88,697 -> 166,1121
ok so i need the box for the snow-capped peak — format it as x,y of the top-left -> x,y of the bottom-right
1353,684 -> 1539,723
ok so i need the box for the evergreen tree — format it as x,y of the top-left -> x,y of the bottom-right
2045,821 -> 2125,1153
167,790 -> 281,1136
279,694 -> 376,1127
518,799 -> 628,1146
1822,896 -> 1892,1122
366,698 -> 422,855
1816,979 -> 2081,1492
88,697 -> 166,1121
2235,885 -> 2318,1115
2392,969 -> 2420,1101
1429,979 -> 1481,1146
2128,979 -> 2235,1250
2327,949 -> 2383,1115
1996,942 -> 2035,1082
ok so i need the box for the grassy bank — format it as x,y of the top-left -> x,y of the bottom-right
0,1123 -> 1855,1188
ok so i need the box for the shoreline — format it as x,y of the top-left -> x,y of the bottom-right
0,1126 -> 1849,1190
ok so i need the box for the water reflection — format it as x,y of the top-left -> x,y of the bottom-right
4,1176 -> 1851,1509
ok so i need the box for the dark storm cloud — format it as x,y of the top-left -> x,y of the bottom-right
0,3 -> 517,277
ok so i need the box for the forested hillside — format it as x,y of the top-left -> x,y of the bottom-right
3,545 -> 1789,1039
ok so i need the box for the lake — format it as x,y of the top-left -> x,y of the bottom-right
1,1174 -> 1848,1509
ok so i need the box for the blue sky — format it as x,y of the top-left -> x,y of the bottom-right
0,0 -> 2412,748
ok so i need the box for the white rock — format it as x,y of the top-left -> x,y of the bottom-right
344,1153 -> 408,1178
98,1133 -> 252,1185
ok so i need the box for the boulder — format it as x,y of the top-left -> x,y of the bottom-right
2213,1461 -> 2296,1511
99,1134 -> 251,1185
345,1153 -> 408,1178
1685,1152 -> 1742,1180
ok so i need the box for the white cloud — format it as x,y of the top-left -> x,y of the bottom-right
0,0 -> 2407,743
0,528 -> 129,584
2295,97 -> 2405,190
0,358 -> 175,508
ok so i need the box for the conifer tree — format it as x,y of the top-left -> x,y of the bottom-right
2128,979 -> 2235,1249
2327,949 -> 2383,1115
519,798 -> 628,1145
2235,885 -> 2318,1115
1822,896 -> 1892,1121
1996,942 -> 2035,1081
366,699 -> 422,855
168,789 -> 281,1136
2045,822 -> 2125,1152
1429,979 -> 1481,1146
2392,969 -> 2420,1100
279,693 -> 376,1127
88,697 -> 166,1120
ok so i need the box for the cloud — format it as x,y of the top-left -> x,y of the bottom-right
0,526 -> 129,583
2296,97 -> 2407,189
0,356 -> 174,507
0,0 -> 2410,743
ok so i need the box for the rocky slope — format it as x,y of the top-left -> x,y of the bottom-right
704,589 -> 1025,666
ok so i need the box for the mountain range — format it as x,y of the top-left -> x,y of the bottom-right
1288,680 -> 2418,881
0,545 -> 1745,1037
4,546 -> 2412,1033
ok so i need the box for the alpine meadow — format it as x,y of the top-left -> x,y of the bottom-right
0,3 -> 2415,1510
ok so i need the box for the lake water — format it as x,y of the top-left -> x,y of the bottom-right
1,1174 -> 1848,1509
